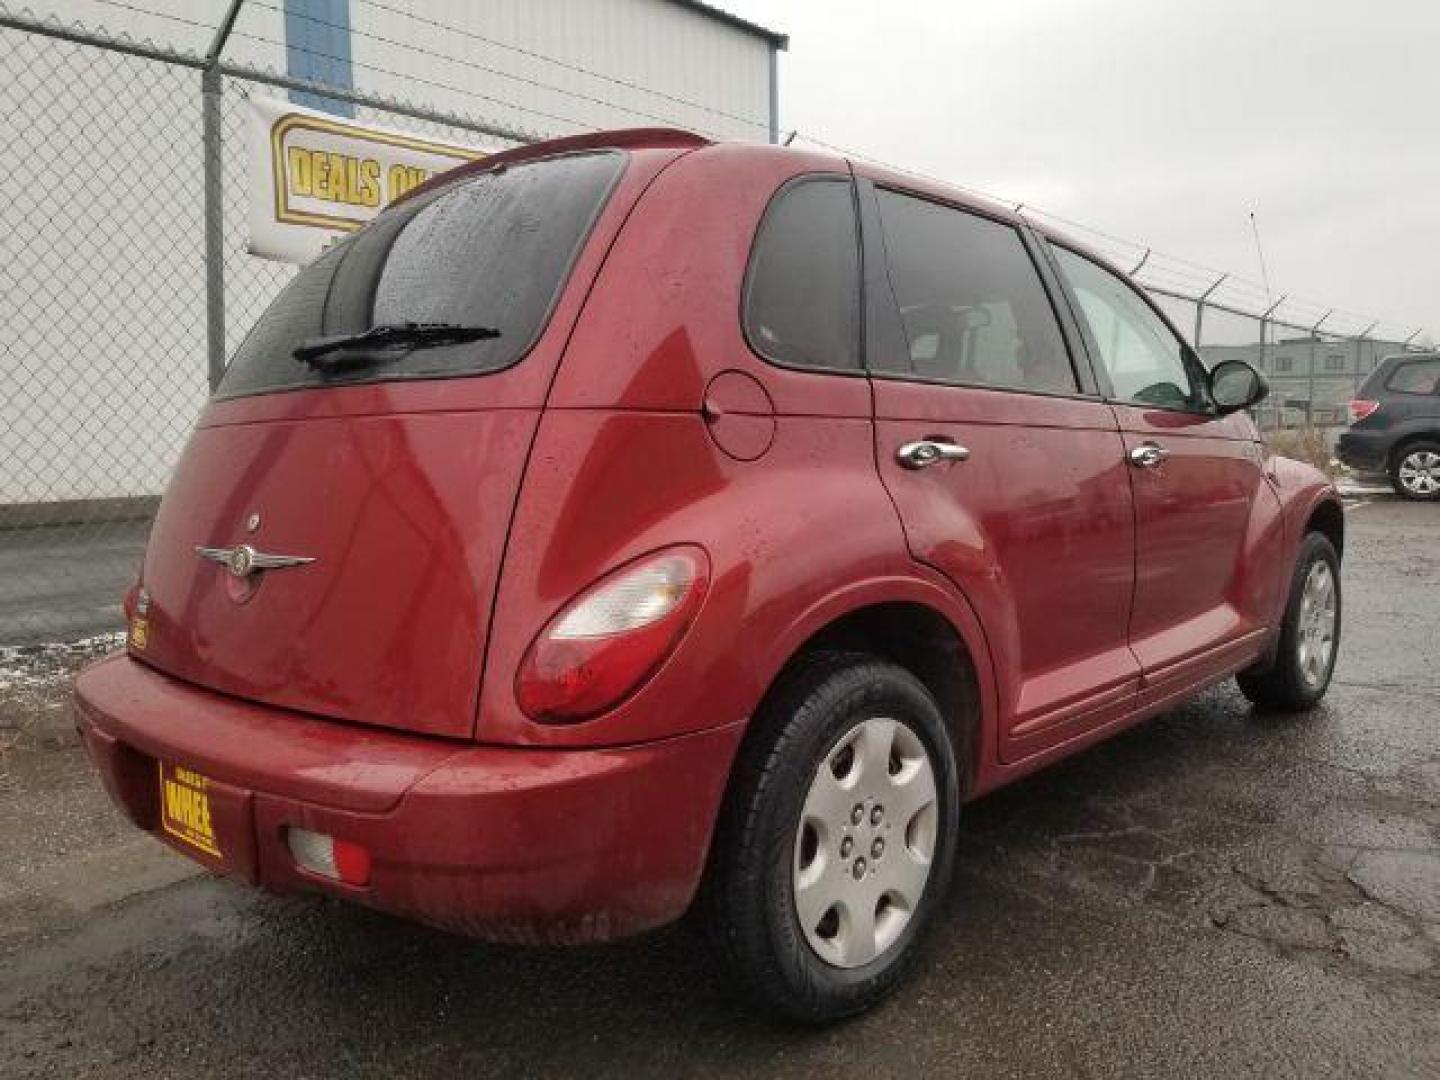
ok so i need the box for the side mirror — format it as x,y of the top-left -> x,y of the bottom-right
1208,359 -> 1268,415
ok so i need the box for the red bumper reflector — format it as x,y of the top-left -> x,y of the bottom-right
287,827 -> 372,886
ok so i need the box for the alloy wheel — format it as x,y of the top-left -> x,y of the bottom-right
1296,559 -> 1338,689
1398,450 -> 1440,496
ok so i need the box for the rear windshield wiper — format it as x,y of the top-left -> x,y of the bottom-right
293,321 -> 501,369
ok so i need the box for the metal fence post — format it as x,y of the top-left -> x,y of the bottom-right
767,45 -> 779,144
1308,311 -> 1331,426
1306,338 -> 1316,425
1259,295 -> 1285,403
1355,322 -> 1376,396
1193,274 -> 1226,348
202,1 -> 244,392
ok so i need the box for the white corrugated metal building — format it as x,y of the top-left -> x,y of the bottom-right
1,0 -> 787,504
234,0 -> 787,142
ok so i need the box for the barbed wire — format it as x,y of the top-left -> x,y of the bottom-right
5,0 -> 1429,344
83,0 -> 757,142
80,0 -> 216,35
74,0 -> 596,137
232,0 -> 750,140
792,129 -> 1421,341
277,0 -> 773,135
225,23 -> 603,136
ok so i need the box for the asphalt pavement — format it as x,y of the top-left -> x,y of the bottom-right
0,498 -> 1437,1078
0,520 -> 148,646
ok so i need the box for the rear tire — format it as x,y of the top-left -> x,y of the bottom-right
1237,532 -> 1341,711
1389,440 -> 1440,500
703,653 -> 961,1023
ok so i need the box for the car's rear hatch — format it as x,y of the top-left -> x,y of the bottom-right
133,141 -> 692,739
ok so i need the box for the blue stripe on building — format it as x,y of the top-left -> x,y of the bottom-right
284,0 -> 355,117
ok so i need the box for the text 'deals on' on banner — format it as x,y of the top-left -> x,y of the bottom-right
246,94 -> 488,264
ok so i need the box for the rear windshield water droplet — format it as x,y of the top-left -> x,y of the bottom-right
219,150 -> 626,399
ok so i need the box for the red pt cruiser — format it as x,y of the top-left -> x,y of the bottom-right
76,129 -> 1343,1022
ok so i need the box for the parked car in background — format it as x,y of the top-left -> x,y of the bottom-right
1339,353 -> 1440,499
75,129 -> 1344,1023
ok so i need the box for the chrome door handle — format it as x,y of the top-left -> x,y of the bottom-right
1128,442 -> 1169,469
897,439 -> 971,469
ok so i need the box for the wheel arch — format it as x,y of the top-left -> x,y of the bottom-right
747,582 -> 996,798
1304,496 -> 1345,561
1387,431 -> 1440,476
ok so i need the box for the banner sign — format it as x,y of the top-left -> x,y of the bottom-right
246,95 -> 488,264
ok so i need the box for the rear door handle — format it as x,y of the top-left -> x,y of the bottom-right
897,439 -> 971,469
1128,442 -> 1169,469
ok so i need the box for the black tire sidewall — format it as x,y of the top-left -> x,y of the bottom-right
715,657 -> 962,1022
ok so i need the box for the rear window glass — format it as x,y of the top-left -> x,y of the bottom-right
872,191 -> 1076,395
1386,358 -> 1440,395
743,178 -> 861,371
218,151 -> 625,399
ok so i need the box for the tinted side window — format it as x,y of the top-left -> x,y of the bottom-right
1387,359 -> 1440,395
872,191 -> 1076,394
744,179 -> 860,370
1052,246 -> 1202,410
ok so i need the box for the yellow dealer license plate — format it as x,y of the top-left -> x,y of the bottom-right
158,761 -> 222,859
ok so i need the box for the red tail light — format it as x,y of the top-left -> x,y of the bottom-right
1348,399 -> 1380,423
516,546 -> 710,723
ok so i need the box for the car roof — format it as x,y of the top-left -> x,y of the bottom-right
843,157 -> 1127,278
396,128 -> 714,206
402,128 -> 1135,285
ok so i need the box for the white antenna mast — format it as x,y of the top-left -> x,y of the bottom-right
1249,211 -> 1273,304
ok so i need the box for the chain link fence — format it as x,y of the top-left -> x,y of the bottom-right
1,22 -> 207,646
0,5 -> 1428,646
0,6 -> 533,645
1016,207 -> 1427,434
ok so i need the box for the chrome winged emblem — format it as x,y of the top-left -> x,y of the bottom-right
195,543 -> 315,579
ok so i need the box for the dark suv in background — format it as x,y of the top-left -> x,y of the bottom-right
1339,354 -> 1440,500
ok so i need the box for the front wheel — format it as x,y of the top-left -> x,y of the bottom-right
1237,532 -> 1341,711
703,653 -> 961,1023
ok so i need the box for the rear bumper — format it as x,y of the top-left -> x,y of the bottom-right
75,654 -> 743,943
1335,430 -> 1389,473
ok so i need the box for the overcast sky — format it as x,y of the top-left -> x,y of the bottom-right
727,0 -> 1438,340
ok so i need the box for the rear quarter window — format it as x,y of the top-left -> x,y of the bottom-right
743,177 -> 861,371
1386,359 -> 1440,395
219,150 -> 625,399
